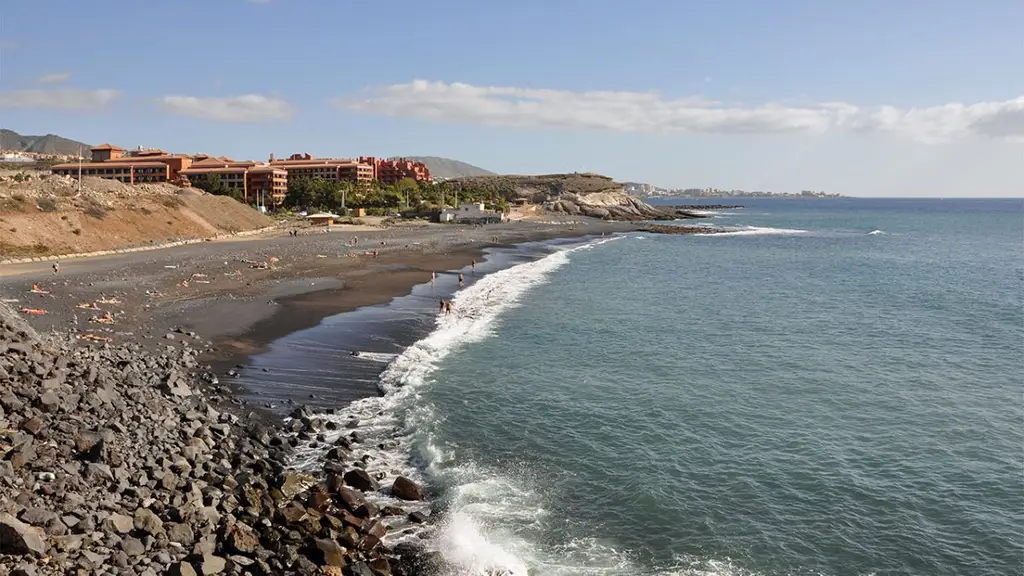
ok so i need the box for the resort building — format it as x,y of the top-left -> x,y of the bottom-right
269,153 -> 374,185
51,144 -> 194,184
180,157 -> 288,206
359,157 -> 432,184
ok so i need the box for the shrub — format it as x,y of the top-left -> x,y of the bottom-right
84,202 -> 108,219
36,197 -> 58,212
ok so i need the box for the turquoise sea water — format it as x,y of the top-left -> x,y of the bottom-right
283,198 -> 1022,576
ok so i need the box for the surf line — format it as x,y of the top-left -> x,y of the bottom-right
282,235 -> 626,553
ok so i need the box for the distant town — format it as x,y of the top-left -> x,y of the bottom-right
622,182 -> 845,199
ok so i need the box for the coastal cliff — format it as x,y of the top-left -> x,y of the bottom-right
447,173 -> 703,221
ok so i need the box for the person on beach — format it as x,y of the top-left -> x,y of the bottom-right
471,259 -> 476,272
458,272 -> 464,287
431,271 -> 436,284
439,298 -> 445,314
52,261 -> 59,275
444,301 -> 452,315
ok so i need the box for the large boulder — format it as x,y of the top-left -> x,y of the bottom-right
0,513 -> 47,556
390,477 -> 424,501
343,468 -> 379,492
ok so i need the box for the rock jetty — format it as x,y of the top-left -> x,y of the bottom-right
640,224 -> 728,235
0,303 -> 441,575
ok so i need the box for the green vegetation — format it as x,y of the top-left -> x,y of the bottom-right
83,201 -> 108,219
282,177 -> 509,214
0,241 -> 52,258
36,197 -> 58,212
189,174 -> 244,202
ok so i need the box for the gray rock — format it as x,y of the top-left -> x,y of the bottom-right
11,564 -> 39,576
18,507 -> 57,527
168,562 -> 199,576
166,521 -> 195,546
198,553 -> 227,575
102,513 -> 134,534
0,512 -> 47,556
133,507 -> 164,536
85,462 -> 114,482
120,536 -> 146,556
311,538 -> 347,567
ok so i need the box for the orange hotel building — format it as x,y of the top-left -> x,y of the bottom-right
51,144 -> 193,184
359,157 -> 432,184
52,146 -> 432,207
268,153 -> 375,184
179,156 -> 288,206
52,145 -> 288,206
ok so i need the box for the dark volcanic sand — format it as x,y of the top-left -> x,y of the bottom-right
0,219 -> 638,396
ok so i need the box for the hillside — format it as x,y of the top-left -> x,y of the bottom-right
0,171 -> 272,258
404,156 -> 496,179
447,173 -> 703,221
0,129 -> 91,155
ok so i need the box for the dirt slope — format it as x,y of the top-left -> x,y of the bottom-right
0,172 -> 273,258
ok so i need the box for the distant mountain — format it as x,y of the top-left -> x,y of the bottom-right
404,156 -> 496,179
0,129 -> 91,155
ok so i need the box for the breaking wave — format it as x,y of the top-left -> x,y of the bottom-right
700,226 -> 809,237
289,235 -> 678,575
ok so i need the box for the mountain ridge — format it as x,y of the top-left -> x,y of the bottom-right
1,129 -> 92,156
403,156 -> 496,179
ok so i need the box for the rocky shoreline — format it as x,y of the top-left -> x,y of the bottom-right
0,302 -> 446,576
640,224 -> 728,235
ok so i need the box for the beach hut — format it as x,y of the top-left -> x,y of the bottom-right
306,212 -> 340,226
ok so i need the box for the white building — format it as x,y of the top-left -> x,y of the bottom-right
440,202 -> 504,224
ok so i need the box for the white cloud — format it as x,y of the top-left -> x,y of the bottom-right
0,88 -> 119,110
37,72 -> 70,84
335,80 -> 1024,144
158,95 -> 294,122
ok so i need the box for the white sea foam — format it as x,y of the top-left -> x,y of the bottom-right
699,226 -> 809,237
288,235 -> 633,574
686,209 -> 738,217
350,351 -> 400,363
868,229 -> 885,235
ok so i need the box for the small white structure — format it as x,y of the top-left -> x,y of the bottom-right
306,212 -> 341,226
1,154 -> 34,163
440,202 -> 503,224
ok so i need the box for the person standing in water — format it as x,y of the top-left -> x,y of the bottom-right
439,298 -> 445,314
444,301 -> 452,315
52,261 -> 60,275
431,271 -> 436,284
458,272 -> 464,287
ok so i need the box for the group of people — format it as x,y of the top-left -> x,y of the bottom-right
438,298 -> 453,315
431,259 -> 478,316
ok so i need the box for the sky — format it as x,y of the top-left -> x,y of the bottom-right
1,0 -> 1021,197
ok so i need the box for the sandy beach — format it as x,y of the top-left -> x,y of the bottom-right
0,218 -> 638,381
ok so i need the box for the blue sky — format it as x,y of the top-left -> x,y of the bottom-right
1,0 -> 1021,196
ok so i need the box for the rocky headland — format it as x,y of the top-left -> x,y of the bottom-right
0,301 -> 444,575
447,173 -> 713,221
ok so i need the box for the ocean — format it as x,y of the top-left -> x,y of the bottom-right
243,198 -> 1023,576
